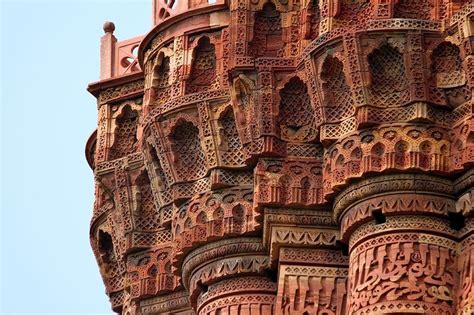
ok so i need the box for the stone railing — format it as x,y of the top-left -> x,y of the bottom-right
99,21 -> 144,80
152,0 -> 223,25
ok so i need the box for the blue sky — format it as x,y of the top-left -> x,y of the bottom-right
1,1 -> 149,313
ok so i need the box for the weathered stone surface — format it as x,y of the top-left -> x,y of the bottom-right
86,1 -> 474,314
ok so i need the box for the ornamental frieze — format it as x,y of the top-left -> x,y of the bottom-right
87,1 -> 474,314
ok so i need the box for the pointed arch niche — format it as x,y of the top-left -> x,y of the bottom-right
109,105 -> 138,160
250,2 -> 283,57
367,44 -> 409,107
186,36 -> 218,94
320,55 -> 355,122
430,42 -> 470,108
170,120 -> 207,181
151,52 -> 172,105
217,107 -> 246,167
133,170 -> 160,232
278,77 -> 316,143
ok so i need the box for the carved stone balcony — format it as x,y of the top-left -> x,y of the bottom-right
86,1 -> 474,314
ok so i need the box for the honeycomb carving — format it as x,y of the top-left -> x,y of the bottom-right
321,56 -> 355,123
430,42 -> 471,108
151,54 -> 171,105
217,108 -> 246,166
88,2 -> 474,314
278,77 -> 317,142
109,106 -> 138,160
170,121 -> 207,182
368,44 -> 410,108
186,37 -> 218,94
250,2 -> 284,58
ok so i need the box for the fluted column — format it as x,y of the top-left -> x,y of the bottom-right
198,277 -> 276,315
455,185 -> 474,314
334,174 -> 460,314
457,219 -> 474,315
180,238 -> 276,315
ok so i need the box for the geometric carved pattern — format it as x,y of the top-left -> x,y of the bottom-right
340,193 -> 454,240
321,56 -> 355,123
109,106 -> 138,160
171,121 -> 207,181
395,0 -> 431,19
133,170 -> 160,232
279,77 -> 317,142
186,253 -> 270,291
198,277 -> 276,314
279,248 -> 348,266
307,0 -> 321,40
180,237 -> 266,288
250,2 -> 283,57
139,290 -> 192,314
186,37 -> 218,94
151,55 -> 171,105
255,158 -> 324,208
430,42 -> 471,108
276,265 -> 348,315
323,125 -> 452,193
173,187 -> 257,257
88,2 -> 474,314
199,293 -> 276,315
368,44 -> 410,107
269,227 -> 339,260
127,247 -> 177,299
218,108 -> 246,166
348,215 -> 457,249
432,42 -> 465,88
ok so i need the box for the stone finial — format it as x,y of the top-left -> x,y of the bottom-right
103,21 -> 115,34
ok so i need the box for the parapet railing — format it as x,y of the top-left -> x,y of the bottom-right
98,0 -> 226,81
152,0 -> 221,25
99,21 -> 144,80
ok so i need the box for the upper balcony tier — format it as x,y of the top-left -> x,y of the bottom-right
91,0 -> 473,84
90,0 -> 227,84
152,0 -> 224,25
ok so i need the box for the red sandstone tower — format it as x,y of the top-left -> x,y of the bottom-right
86,0 -> 474,314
